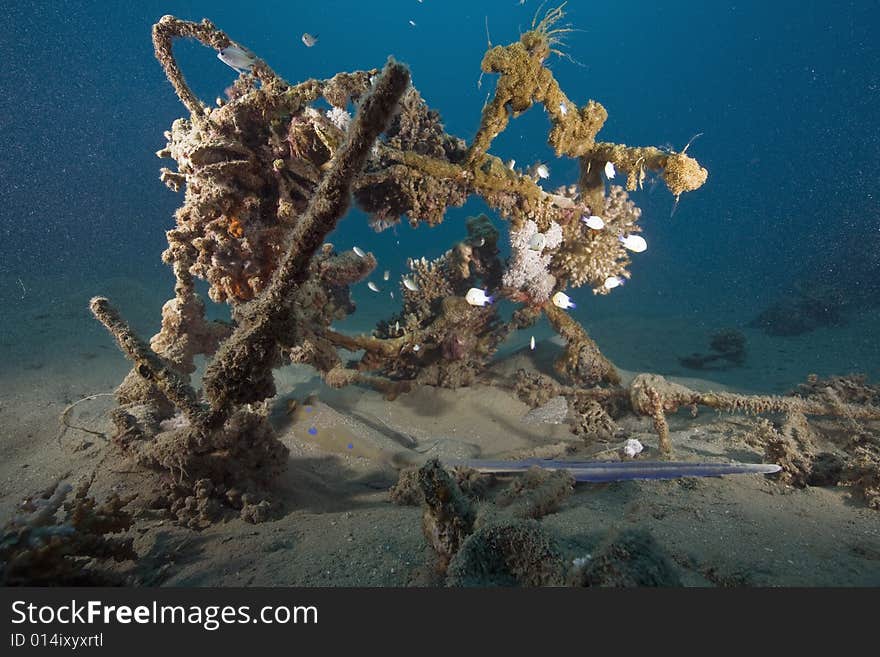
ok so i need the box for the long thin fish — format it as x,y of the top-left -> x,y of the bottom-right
452,459 -> 781,483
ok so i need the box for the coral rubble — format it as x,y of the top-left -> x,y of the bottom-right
1,479 -> 136,586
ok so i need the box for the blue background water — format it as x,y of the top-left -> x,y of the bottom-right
1,0 -> 878,388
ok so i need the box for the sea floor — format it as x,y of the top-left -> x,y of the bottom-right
1,277 -> 879,586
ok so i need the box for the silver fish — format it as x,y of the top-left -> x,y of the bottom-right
217,45 -> 257,74
452,459 -> 782,483
383,270 -> 390,281
301,32 -> 318,47
367,281 -> 380,292
529,163 -> 550,179
402,277 -> 419,292
353,246 -> 366,257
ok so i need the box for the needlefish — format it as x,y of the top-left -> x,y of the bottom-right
450,458 -> 782,483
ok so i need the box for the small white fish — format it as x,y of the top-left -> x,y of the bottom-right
603,275 -> 625,290
390,291 -> 394,299
217,45 -> 257,74
604,161 -> 616,179
409,20 -> 417,27
395,321 -> 400,333
301,33 -> 318,47
353,246 -> 366,257
551,291 -> 576,310
465,287 -> 493,307
506,159 -> 516,171
402,277 -> 419,292
619,234 -> 647,253
559,102 -> 568,116
367,281 -> 380,292
474,237 -> 485,247
530,336 -> 536,351
533,163 -> 550,179
528,233 -> 546,251
413,344 -> 421,352
582,215 -> 605,230
383,270 -> 390,281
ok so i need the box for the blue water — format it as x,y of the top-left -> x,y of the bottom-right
2,0 -> 878,388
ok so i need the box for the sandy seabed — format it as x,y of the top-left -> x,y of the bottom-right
1,279 -> 878,587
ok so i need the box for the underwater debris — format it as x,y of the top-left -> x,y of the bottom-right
736,374 -> 880,507
545,303 -> 620,385
841,446 -> 880,510
417,459 -> 475,572
85,9 -> 711,524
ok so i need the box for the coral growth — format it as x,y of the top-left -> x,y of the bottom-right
568,528 -> 682,587
1,479 -> 136,586
86,7 -> 713,523
417,459 -> 476,571
445,520 -> 568,587
495,466 -> 575,519
502,219 -> 564,303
